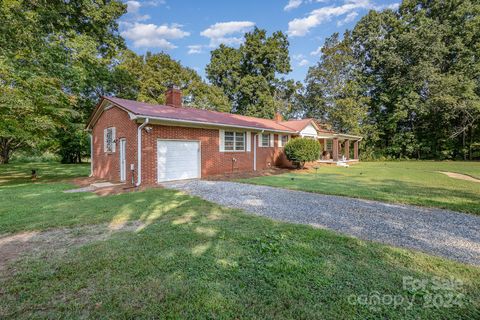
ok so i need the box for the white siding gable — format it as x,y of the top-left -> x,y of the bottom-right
300,123 -> 318,137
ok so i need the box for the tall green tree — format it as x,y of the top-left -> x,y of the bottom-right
206,28 -> 293,118
119,51 -> 230,112
304,32 -> 368,135
350,0 -> 480,159
0,0 -> 127,163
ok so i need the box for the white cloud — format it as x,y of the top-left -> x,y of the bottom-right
287,0 -> 373,37
337,11 -> 358,26
187,45 -> 203,54
298,59 -> 310,66
121,23 -> 190,49
292,53 -> 305,60
376,2 -> 400,10
124,0 -> 167,22
201,21 -> 255,47
126,0 -> 141,13
145,0 -> 166,6
135,14 -> 151,21
292,54 -> 309,66
284,0 -> 302,11
310,45 -> 323,56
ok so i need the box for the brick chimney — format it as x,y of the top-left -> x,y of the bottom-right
274,112 -> 283,122
165,86 -> 182,108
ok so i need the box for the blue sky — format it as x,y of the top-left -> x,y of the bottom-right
120,0 -> 399,82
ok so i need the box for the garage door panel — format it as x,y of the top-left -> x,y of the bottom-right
157,140 -> 200,182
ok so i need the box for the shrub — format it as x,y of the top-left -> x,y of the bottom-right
284,138 -> 321,169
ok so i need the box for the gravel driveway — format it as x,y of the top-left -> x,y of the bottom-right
164,180 -> 480,266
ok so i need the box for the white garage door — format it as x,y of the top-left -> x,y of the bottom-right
157,140 -> 200,182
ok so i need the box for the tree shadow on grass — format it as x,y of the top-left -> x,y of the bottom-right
0,162 -> 89,187
1,192 -> 479,319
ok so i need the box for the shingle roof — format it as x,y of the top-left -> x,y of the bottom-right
280,119 -> 314,131
101,96 -> 312,133
280,119 -> 334,133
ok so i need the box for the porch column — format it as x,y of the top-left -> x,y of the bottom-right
344,139 -> 350,160
323,138 -> 327,151
332,138 -> 339,161
354,140 -> 359,159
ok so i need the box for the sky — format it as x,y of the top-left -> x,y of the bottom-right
119,0 -> 399,82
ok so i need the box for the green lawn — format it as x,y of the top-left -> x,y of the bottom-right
241,161 -> 480,215
0,163 -> 479,319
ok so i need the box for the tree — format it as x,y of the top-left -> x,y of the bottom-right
304,32 -> 368,135
0,62 -> 71,163
349,0 -> 480,159
273,78 -> 304,120
118,51 -> 230,112
206,28 -> 293,118
0,0 -> 127,163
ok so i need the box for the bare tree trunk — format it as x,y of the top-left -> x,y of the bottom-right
0,138 -> 11,164
469,126 -> 473,161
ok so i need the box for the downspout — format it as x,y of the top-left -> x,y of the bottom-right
136,118 -> 149,187
253,134 -> 257,171
88,132 -> 93,177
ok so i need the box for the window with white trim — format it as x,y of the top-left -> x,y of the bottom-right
224,131 -> 245,151
281,135 -> 289,146
261,134 -> 270,147
326,140 -> 333,151
104,127 -> 116,153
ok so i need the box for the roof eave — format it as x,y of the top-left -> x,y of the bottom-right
131,114 -> 296,134
334,133 -> 363,140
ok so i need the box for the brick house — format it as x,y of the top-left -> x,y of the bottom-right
86,88 -> 362,185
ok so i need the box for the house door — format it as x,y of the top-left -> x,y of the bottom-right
119,138 -> 126,182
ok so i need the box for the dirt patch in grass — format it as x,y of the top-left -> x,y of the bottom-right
70,177 -> 164,196
438,171 -> 480,183
0,221 -> 145,276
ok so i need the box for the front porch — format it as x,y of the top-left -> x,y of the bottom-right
317,135 -> 362,162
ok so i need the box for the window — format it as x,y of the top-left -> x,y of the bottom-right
281,135 -> 289,146
104,127 -> 116,153
261,134 -> 270,147
224,131 -> 245,151
326,140 -> 333,151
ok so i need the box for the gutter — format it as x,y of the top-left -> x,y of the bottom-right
136,118 -> 150,187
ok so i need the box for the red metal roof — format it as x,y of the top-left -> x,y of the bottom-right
279,119 -> 314,132
102,96 -> 312,133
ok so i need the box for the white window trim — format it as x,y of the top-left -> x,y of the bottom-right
104,127 -> 116,153
219,130 -> 247,152
259,133 -> 272,148
279,134 -> 290,147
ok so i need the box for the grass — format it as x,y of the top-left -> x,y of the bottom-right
0,162 -> 479,319
240,161 -> 480,215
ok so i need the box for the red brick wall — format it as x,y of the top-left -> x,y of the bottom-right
92,107 -> 138,183
92,106 -> 290,185
141,126 -> 285,184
